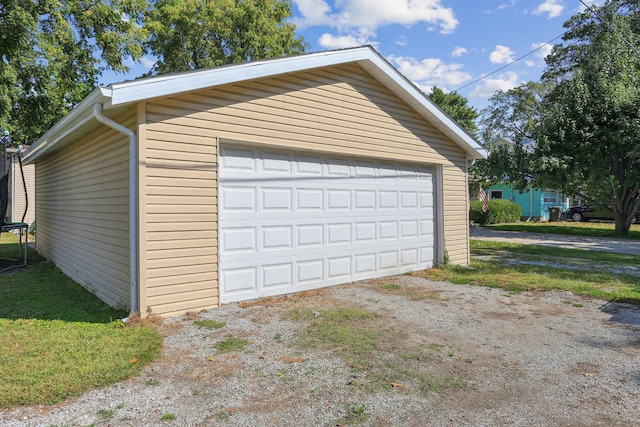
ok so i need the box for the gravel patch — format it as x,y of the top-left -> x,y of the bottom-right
1,277 -> 639,427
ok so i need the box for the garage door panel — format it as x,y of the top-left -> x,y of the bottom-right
260,187 -> 291,210
260,151 -> 291,174
221,227 -> 256,252
222,187 -> 256,210
263,263 -> 293,288
297,260 -> 323,283
262,226 -> 293,250
297,189 -> 324,210
219,146 -> 435,303
222,267 -> 257,293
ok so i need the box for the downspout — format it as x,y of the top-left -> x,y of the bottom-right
92,104 -> 139,314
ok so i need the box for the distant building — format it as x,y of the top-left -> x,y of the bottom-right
484,137 -> 569,220
486,183 -> 570,221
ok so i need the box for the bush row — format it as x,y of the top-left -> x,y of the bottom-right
469,199 -> 522,225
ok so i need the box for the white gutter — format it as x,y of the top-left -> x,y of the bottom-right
92,104 -> 139,314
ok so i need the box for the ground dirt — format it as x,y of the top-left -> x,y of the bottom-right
1,275 -> 639,427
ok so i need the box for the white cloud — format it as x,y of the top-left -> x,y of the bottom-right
451,47 -> 468,58
532,0 -> 564,19
292,0 -> 334,28
318,33 -> 373,49
498,0 -> 518,10
526,60 -> 536,67
489,45 -> 515,64
124,55 -> 156,70
140,56 -> 156,69
395,35 -> 408,46
532,41 -> 553,60
293,0 -> 460,50
484,0 -> 518,14
469,72 -> 521,99
387,55 -> 472,89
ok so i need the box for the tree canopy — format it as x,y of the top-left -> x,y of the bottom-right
0,0 -> 148,143
478,0 -> 640,234
146,0 -> 306,74
1,0 -> 306,143
476,81 -> 551,191
535,0 -> 640,234
427,86 -> 479,138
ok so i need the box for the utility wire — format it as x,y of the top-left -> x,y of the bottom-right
578,0 -> 640,55
452,32 -> 564,93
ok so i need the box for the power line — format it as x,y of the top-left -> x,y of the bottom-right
452,33 -> 564,93
578,0 -> 640,55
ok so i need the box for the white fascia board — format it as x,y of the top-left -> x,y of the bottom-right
108,48 -> 373,106
22,88 -> 112,163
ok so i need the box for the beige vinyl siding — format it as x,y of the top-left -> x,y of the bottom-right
144,63 -> 470,292
35,111 -> 134,309
142,103 -> 219,317
442,163 -> 470,264
12,161 -> 35,226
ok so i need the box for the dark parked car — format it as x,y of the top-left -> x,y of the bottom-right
567,205 -> 639,223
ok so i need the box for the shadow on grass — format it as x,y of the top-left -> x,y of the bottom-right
1,241 -> 128,323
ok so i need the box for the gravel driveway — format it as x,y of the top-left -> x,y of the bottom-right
2,276 -> 639,427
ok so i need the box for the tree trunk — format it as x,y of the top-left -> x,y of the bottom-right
614,211 -> 630,236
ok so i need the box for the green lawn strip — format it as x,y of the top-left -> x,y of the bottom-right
421,242 -> 640,304
0,232 -> 40,269
0,319 -> 162,408
471,240 -> 640,268
484,222 -> 640,239
0,261 -> 128,322
0,236 -> 164,409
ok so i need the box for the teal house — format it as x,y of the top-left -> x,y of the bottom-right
483,137 -> 570,220
486,184 -> 570,220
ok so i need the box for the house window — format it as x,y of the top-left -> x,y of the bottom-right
543,197 -> 556,203
490,190 -> 503,199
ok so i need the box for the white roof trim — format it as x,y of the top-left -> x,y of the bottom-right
25,46 -> 486,163
22,88 -> 110,163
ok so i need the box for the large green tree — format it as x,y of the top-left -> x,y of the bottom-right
0,0 -> 148,143
536,0 -> 640,235
145,0 -> 307,74
2,0 -> 307,144
477,81 -> 551,191
428,86 -> 479,138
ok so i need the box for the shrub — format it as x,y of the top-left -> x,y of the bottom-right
470,199 -> 522,225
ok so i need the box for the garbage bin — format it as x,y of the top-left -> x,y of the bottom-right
548,206 -> 561,222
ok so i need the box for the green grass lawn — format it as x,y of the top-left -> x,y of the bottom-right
0,233 -> 163,409
485,221 -> 640,239
420,240 -> 640,305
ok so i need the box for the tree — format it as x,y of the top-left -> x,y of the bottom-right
145,0 -> 307,74
1,0 -> 307,144
428,86 -> 479,138
475,81 -> 552,191
0,0 -> 148,143
536,0 -> 640,235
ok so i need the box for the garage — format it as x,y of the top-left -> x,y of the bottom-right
25,45 -> 486,317
219,145 -> 435,303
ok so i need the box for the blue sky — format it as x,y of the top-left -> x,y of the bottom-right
103,0 -> 606,112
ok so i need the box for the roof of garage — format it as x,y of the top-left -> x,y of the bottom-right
24,45 -> 487,163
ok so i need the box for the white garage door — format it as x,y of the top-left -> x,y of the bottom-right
219,145 -> 435,303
